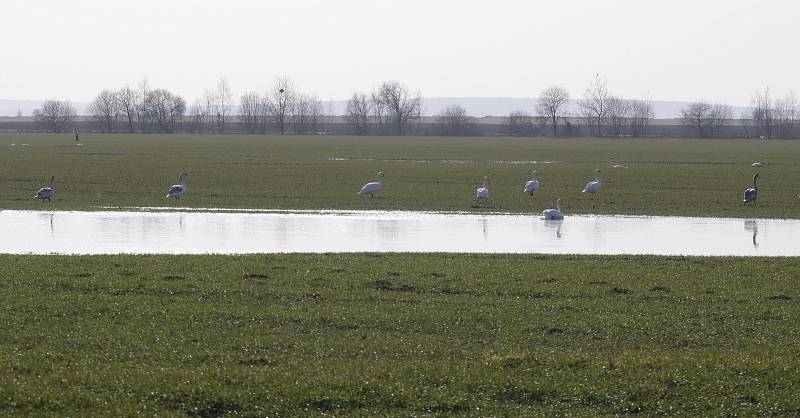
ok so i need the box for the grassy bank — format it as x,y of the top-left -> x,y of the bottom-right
1,133 -> 798,217
1,254 -> 799,415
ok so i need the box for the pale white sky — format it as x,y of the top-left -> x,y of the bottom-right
2,0 -> 797,105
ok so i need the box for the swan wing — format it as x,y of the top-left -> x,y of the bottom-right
359,182 -> 383,194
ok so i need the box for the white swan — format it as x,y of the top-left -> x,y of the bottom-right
166,172 -> 188,199
751,162 -> 765,167
743,173 -> 759,205
543,199 -> 564,220
476,176 -> 490,200
582,169 -> 602,193
523,170 -> 540,195
357,172 -> 384,197
612,163 -> 627,169
34,176 -> 55,202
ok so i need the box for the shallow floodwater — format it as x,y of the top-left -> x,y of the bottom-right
0,210 -> 797,256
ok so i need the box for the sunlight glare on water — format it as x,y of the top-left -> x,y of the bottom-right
0,210 -> 798,256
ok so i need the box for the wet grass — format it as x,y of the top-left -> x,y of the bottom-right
1,133 -> 799,217
1,253 -> 800,415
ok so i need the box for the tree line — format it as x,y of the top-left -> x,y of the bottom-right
30,76 -> 800,139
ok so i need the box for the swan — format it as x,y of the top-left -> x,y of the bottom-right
166,172 -> 188,199
543,199 -> 564,220
610,157 -> 626,169
582,169 -> 601,193
743,173 -> 759,205
34,176 -> 55,202
523,170 -> 540,195
751,162 -> 765,167
476,176 -> 490,200
357,172 -> 384,197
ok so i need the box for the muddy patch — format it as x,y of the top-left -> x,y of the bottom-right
370,280 -> 415,292
163,275 -> 187,281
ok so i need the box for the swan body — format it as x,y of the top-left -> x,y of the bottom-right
743,173 -> 759,204
523,170 -> 540,195
543,199 -> 564,220
476,176 -> 490,199
34,176 -> 55,202
358,172 -> 384,197
612,164 -> 626,169
582,169 -> 602,193
166,172 -> 188,199
751,162 -> 765,167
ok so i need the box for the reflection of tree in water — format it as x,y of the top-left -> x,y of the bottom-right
544,219 -> 563,239
744,220 -> 758,248
481,218 -> 488,239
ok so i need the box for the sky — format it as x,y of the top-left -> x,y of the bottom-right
2,0 -> 798,106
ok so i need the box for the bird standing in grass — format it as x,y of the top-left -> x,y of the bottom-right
582,169 -> 602,193
476,176 -> 490,200
166,172 -> 188,199
743,173 -> 759,205
358,172 -> 384,197
523,170 -> 540,195
34,176 -> 56,202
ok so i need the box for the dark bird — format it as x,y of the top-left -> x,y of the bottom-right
743,173 -> 759,204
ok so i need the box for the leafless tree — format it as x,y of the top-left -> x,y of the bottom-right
370,90 -> 389,134
291,93 -> 324,134
375,81 -> 422,135
579,75 -> 611,136
605,95 -> 631,136
751,88 -> 775,139
708,103 -> 733,138
215,78 -> 233,133
33,99 -> 75,132
188,99 -> 210,133
437,104 -> 475,136
680,100 -> 713,138
774,92 -> 798,138
507,110 -> 536,136
628,99 -> 655,137
537,86 -> 570,136
345,92 -> 371,135
117,86 -> 139,133
266,77 -> 295,134
88,90 -> 120,133
239,92 -> 263,134
135,79 -> 153,132
142,89 -> 186,133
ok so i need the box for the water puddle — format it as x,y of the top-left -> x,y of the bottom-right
320,157 -> 562,165
1,210 -> 797,256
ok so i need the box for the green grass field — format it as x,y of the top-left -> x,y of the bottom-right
2,133 -> 799,217
1,254 -> 799,416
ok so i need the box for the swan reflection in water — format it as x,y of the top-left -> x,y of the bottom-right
544,219 -> 563,239
744,220 -> 758,248
480,218 -> 488,239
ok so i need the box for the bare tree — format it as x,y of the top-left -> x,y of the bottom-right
345,92 -> 371,135
370,90 -> 389,134
708,103 -> 733,138
375,81 -> 422,135
239,92 -> 263,134
537,86 -> 570,136
291,93 -> 324,134
628,99 -> 655,137
266,77 -> 295,134
437,104 -> 475,136
215,78 -> 233,133
188,99 -> 210,133
507,110 -> 536,136
578,75 -> 611,136
680,100 -> 712,138
33,99 -> 75,132
774,92 -> 798,138
88,90 -> 120,133
605,95 -> 631,137
117,86 -> 139,133
135,79 -> 153,132
751,88 -> 775,139
142,89 -> 186,133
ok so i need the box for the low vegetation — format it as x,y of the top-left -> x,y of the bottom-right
1,133 -> 799,218
1,254 -> 799,415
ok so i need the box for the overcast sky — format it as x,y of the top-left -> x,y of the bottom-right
2,0 -> 797,105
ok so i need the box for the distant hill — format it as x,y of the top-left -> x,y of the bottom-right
0,97 -> 749,119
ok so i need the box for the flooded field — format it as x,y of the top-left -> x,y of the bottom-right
1,209 -> 797,255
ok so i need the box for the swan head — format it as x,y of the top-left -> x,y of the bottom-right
377,171 -> 384,178
532,170 -> 538,177
179,172 -> 188,180
482,176 -> 490,185
50,175 -> 55,183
